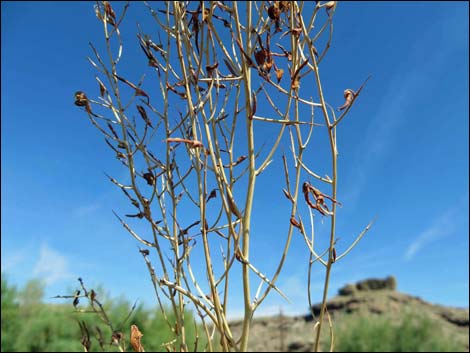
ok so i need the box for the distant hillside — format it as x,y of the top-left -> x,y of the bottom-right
230,277 -> 469,352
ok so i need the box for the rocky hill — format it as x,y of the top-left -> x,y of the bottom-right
230,277 -> 469,352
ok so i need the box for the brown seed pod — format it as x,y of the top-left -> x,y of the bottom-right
74,91 -> 92,114
143,171 -> 155,186
254,48 -> 268,67
74,91 -> 88,106
139,249 -> 150,256
111,331 -> 124,345
130,324 -> 144,352
206,189 -> 217,202
103,1 -> 116,20
268,5 -> 280,21
338,89 -> 355,111
290,216 -> 301,229
275,68 -> 284,83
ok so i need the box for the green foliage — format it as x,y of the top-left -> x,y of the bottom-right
0,275 -> 202,352
1,275 -> 20,352
333,312 -> 463,352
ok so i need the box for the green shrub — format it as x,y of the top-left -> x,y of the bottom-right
333,313 -> 463,352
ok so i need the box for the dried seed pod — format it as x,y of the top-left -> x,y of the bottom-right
72,290 -> 80,309
291,77 -> 300,89
206,189 -> 217,202
268,5 -> 280,20
332,247 -> 337,263
139,249 -> 150,256
338,89 -> 355,111
74,91 -> 88,106
290,216 -> 301,229
98,81 -> 106,98
137,105 -> 153,128
235,248 -> 244,263
89,289 -> 96,302
125,212 -> 145,219
255,48 -> 268,67
78,321 -> 91,352
206,62 -> 219,76
130,324 -> 144,352
111,331 -> 124,345
103,1 -> 116,20
74,91 -> 92,114
264,58 -> 274,72
325,1 -> 337,14
143,171 -> 155,186
276,68 -> 284,83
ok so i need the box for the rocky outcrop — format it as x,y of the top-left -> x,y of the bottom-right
229,276 -> 469,352
338,276 -> 397,296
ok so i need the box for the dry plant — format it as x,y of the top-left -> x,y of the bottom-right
73,1 -> 373,351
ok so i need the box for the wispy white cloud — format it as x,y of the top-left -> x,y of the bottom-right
404,209 -> 456,261
33,244 -> 74,285
1,250 -> 26,272
343,12 -> 466,205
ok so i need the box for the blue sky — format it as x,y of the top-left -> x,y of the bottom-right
2,1 -> 469,318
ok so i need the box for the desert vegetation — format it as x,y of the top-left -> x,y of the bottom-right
67,1 -> 378,351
